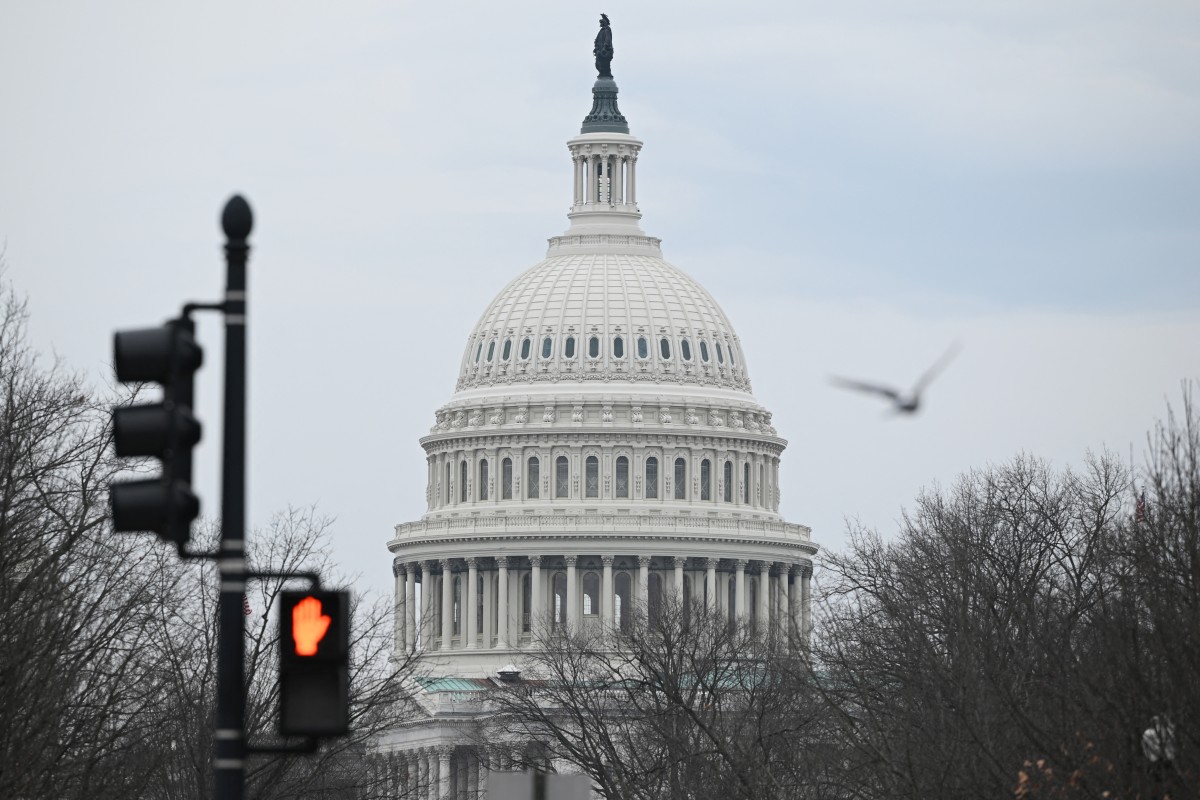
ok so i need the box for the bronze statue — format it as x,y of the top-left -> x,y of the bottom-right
594,14 -> 613,78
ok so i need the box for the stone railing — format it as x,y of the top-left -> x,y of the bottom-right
393,513 -> 811,543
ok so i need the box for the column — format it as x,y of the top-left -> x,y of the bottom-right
705,558 -> 718,610
497,557 -> 510,648
405,565 -> 417,652
758,562 -> 770,635
629,155 -> 637,205
734,560 -> 747,623
393,561 -> 406,653
637,556 -> 650,609
438,747 -> 452,800
601,556 -> 614,629
565,555 -> 578,631
789,565 -> 802,644
466,558 -> 479,649
482,568 -> 494,649
800,562 -> 812,643
776,564 -> 789,650
674,556 -> 685,605
419,749 -> 431,800
441,559 -> 454,649
421,562 -> 434,650
615,155 -> 625,205
530,556 -> 543,638
573,154 -> 581,205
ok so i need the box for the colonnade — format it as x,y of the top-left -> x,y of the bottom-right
393,554 -> 812,654
376,745 -> 537,800
572,150 -> 637,207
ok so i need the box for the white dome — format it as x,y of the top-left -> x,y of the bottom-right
456,250 -> 751,396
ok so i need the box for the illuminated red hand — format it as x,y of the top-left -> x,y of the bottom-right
292,596 -> 331,656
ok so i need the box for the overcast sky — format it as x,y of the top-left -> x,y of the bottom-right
2,1 -> 1197,598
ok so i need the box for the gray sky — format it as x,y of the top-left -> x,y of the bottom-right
2,1 -> 1197,597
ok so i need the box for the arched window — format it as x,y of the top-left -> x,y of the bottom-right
729,345 -> 737,366
743,463 -> 750,504
479,459 -> 489,501
723,461 -> 733,503
674,458 -> 687,500
660,338 -> 671,359
645,456 -> 658,499
453,576 -> 462,635
588,336 -> 600,358
556,456 -> 569,498
700,459 -> 712,501
758,464 -> 764,505
583,572 -> 599,616
460,460 -> 468,502
716,342 -> 724,364
585,455 -> 599,498
520,337 -> 531,360
681,339 -> 692,361
553,573 -> 567,629
648,572 -> 662,626
502,457 -> 513,500
477,574 -> 485,635
501,339 -> 512,361
487,341 -> 496,362
615,456 -> 629,498
527,457 -> 540,499
475,342 -> 483,363
564,336 -> 576,359
699,340 -> 710,362
522,574 -> 531,633
541,337 -> 553,359
613,336 -> 624,358
615,572 -> 632,632
444,461 -> 451,504
637,336 -> 648,359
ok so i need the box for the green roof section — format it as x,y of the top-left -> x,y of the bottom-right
416,677 -> 492,693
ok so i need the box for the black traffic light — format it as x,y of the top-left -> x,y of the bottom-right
110,318 -> 203,545
279,590 -> 351,737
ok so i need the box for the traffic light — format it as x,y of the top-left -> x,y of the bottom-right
110,318 -> 203,545
279,590 -> 351,737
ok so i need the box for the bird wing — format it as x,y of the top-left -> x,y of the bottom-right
830,376 -> 901,402
912,341 -> 962,396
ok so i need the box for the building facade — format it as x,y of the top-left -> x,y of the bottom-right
376,41 -> 818,800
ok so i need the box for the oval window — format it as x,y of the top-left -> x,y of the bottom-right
681,339 -> 692,361
502,339 -> 512,361
475,342 -> 483,363
729,345 -> 736,366
637,336 -> 648,359
588,336 -> 600,358
565,336 -> 576,358
541,337 -> 553,358
520,337 -> 531,360
486,341 -> 496,362
660,338 -> 671,359
613,336 -> 624,358
716,342 -> 724,364
699,340 -> 709,362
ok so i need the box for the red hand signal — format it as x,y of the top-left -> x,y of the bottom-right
292,596 -> 332,656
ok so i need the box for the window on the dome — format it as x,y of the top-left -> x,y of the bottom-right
527,457 -> 540,499
453,576 -> 462,634
674,458 -> 686,500
613,336 -> 624,358
645,456 -> 658,499
615,456 -> 629,498
541,337 -> 553,358
520,338 -> 531,360
565,336 -> 576,358
681,339 -> 692,362
502,339 -> 512,361
637,336 -> 648,359
660,338 -> 671,360
460,460 -> 468,502
588,336 -> 599,358
700,459 -> 711,501
583,572 -> 599,616
699,340 -> 710,362
585,455 -> 599,498
475,343 -> 482,363
743,462 -> 750,504
486,341 -> 495,362
723,461 -> 733,503
502,457 -> 513,499
556,456 -> 569,498
479,459 -> 489,500
716,342 -> 724,364
729,345 -> 736,366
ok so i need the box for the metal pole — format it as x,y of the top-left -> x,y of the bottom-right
215,195 -> 252,800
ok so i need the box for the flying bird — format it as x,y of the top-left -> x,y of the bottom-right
830,342 -> 961,415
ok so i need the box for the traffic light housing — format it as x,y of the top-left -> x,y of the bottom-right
110,318 -> 203,545
279,590 -> 351,737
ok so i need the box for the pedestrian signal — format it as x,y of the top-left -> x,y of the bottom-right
279,590 -> 350,737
